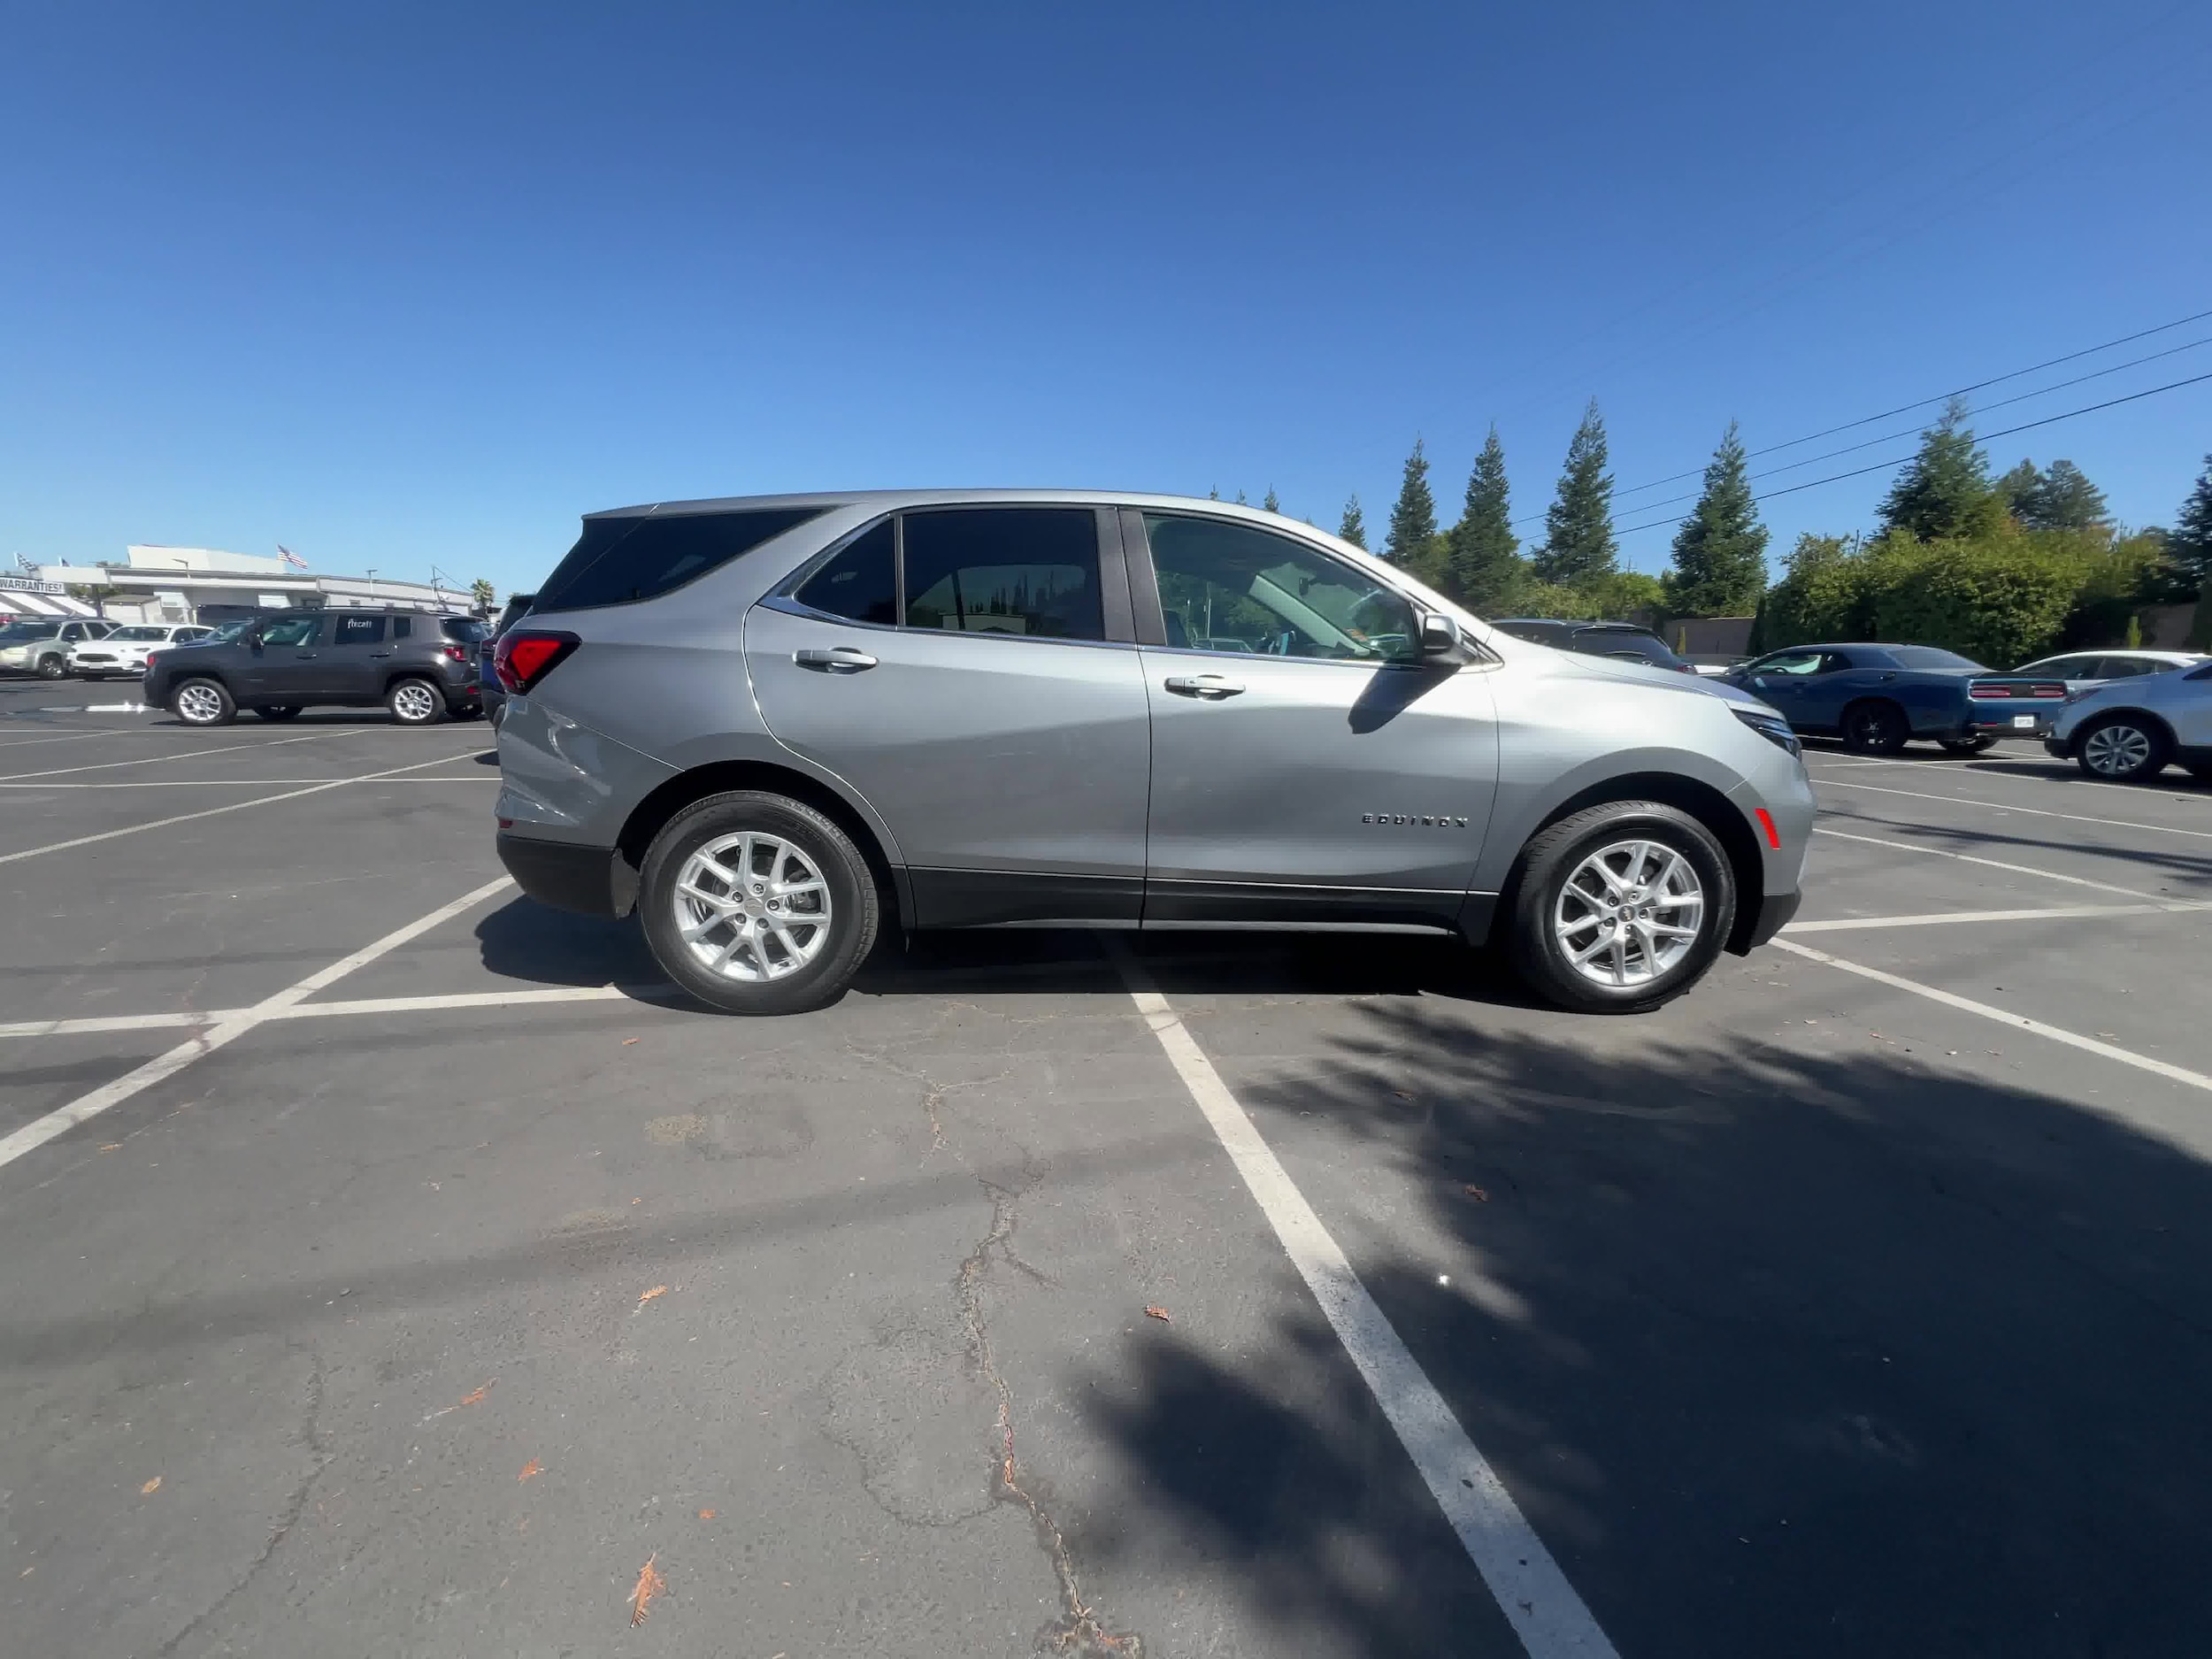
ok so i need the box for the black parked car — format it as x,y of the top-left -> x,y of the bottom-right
142,609 -> 488,726
1488,618 -> 1698,672
479,592 -> 535,726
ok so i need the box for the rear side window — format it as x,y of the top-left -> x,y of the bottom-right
393,616 -> 412,639
795,521 -> 897,625
902,510 -> 1103,641
536,507 -> 826,613
333,615 -> 387,645
440,618 -> 488,643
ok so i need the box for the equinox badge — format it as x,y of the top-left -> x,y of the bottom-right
1363,813 -> 1471,828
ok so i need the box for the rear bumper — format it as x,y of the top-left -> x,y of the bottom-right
1737,887 -> 1801,952
495,833 -> 638,918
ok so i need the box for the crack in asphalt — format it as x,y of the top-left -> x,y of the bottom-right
157,1342 -> 334,1658
956,1167 -> 1140,1657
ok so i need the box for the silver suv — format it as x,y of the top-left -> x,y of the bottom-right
493,492 -> 1814,1014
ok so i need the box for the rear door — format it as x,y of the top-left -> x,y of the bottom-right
747,506 -> 1153,926
1128,510 -> 1496,929
325,613 -> 389,700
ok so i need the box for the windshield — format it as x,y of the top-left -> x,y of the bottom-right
108,626 -> 169,641
0,622 -> 59,642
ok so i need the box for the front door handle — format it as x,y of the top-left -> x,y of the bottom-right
795,646 -> 879,673
1164,674 -> 1246,699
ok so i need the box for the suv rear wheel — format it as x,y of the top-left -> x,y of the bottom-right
1508,801 -> 1736,1014
35,653 -> 68,680
387,678 -> 445,726
173,678 -> 237,726
638,791 -> 879,1015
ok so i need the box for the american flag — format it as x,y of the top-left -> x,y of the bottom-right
277,545 -> 308,569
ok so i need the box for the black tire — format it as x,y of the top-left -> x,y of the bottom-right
252,704 -> 303,721
172,677 -> 237,726
2075,714 -> 2170,783
387,677 -> 446,726
35,653 -> 68,680
1939,735 -> 1998,756
639,791 -> 879,1016
1840,699 -> 1910,754
1507,800 -> 1738,1014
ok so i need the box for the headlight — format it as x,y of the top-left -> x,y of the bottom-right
1732,705 -> 1802,757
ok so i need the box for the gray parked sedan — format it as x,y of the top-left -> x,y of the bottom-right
493,492 -> 1815,1015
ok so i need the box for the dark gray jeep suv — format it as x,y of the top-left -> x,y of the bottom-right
493,491 -> 1814,1017
144,609 -> 488,725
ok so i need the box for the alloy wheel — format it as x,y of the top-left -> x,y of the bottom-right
391,682 -> 440,723
2082,722 -> 2152,777
671,831 -> 833,983
176,683 -> 226,724
1553,837 -> 1706,989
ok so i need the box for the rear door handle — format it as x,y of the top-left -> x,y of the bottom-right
795,646 -> 879,672
1164,674 -> 1245,699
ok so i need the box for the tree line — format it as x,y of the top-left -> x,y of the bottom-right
1268,403 -> 2212,661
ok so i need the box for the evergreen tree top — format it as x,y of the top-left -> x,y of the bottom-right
1338,493 -> 1368,549
1878,398 -> 2004,541
2171,453 -> 2212,584
1533,398 -> 1617,585
1263,486 -> 1280,513
1665,420 -> 1769,618
1386,438 -> 1438,566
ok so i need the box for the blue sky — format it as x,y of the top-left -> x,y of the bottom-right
4,1 -> 2208,598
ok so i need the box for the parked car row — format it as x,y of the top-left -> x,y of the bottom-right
137,609 -> 490,725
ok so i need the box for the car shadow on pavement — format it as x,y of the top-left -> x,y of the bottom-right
472,895 -> 1546,1010
1069,1005 -> 2212,1658
1821,801 -> 2212,890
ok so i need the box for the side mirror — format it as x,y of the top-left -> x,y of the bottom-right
1418,611 -> 1460,656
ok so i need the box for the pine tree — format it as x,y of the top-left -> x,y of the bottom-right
1878,399 -> 2005,541
1448,425 -> 1522,610
1263,487 -> 1280,513
1339,494 -> 1368,549
1235,489 -> 1248,505
1665,421 -> 1769,616
1532,398 -> 1617,584
2172,454 -> 2212,590
2024,459 -> 2109,532
1995,459 -> 2041,523
1385,439 -> 1437,566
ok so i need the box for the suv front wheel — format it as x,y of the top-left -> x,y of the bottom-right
1508,801 -> 1737,1014
638,791 -> 879,1015
173,678 -> 237,726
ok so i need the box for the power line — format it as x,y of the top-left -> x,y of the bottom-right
1590,303 -> 2212,511
1612,367 -> 2212,541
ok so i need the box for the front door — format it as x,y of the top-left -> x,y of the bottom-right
747,506 -> 1154,926
242,615 -> 329,699
1129,510 -> 1498,930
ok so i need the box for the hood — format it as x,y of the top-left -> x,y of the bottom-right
1522,641 -> 1786,719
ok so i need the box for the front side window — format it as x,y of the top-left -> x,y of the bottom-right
1142,514 -> 1416,662
536,506 -> 826,613
1750,650 -> 1824,675
902,509 -> 1103,641
259,617 -> 322,648
795,520 -> 897,625
333,615 -> 388,645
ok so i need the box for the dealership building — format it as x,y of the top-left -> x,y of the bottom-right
1,546 -> 471,626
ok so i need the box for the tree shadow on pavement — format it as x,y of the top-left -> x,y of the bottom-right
1069,1005 -> 2212,1659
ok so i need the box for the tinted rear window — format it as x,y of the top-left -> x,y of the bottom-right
535,508 -> 825,612
440,617 -> 488,643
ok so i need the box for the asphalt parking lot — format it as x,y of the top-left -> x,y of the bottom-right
4,673 -> 2210,1659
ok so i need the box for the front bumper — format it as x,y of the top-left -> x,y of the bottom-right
2044,734 -> 2074,759
495,832 -> 638,919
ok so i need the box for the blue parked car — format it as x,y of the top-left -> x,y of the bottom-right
1719,642 -> 2066,755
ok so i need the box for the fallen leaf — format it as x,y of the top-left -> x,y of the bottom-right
457,1382 -> 491,1408
141,1477 -> 161,1495
623,1038 -> 640,1046
98,1143 -> 122,1152
1143,1305 -> 1171,1323
1463,1184 -> 1489,1202
638,1285 -> 669,1307
518,1460 -> 541,1482
628,1554 -> 665,1626
697,1508 -> 716,1520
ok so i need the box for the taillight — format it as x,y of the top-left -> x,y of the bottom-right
494,629 -> 579,694
442,644 -> 467,663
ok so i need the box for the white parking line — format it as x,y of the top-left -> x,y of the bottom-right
1811,827 -> 2177,902
0,877 -> 516,1172
0,728 -> 373,781
0,777 -> 499,787
1774,939 -> 2212,1095
1814,776 -> 2212,841
0,727 -> 147,750
0,752 -> 495,865
1785,900 -> 2212,933
0,985 -> 641,1041
1110,941 -> 1619,1659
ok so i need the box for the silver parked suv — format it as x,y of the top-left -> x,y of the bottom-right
493,492 -> 1814,1015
